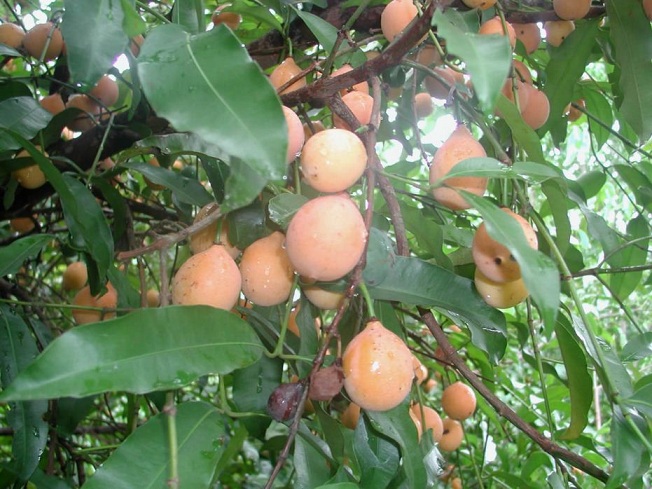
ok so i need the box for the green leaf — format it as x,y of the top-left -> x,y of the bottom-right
542,19 -> 600,135
122,161 -> 212,206
268,193 -> 309,229
295,424 -> 334,489
494,95 -> 545,163
607,0 -> 652,141
0,306 -> 264,401
83,402 -> 227,489
171,0 -> 204,33
366,404 -> 432,489
61,0 -> 129,87
541,181 -> 571,256
622,332 -> 652,362
609,215 -> 649,299
0,307 -> 48,481
462,193 -> 560,333
137,24 -> 287,212
433,157 -> 561,183
293,9 -> 338,55
119,0 -> 146,38
606,408 -> 651,488
583,87 -> 613,150
433,9 -> 512,112
555,319 -> 592,439
0,97 -> 52,151
0,234 -> 53,278
615,163 -> 652,210
625,383 -> 652,419
364,229 -> 507,363
315,484 -> 359,489
353,414 -> 401,489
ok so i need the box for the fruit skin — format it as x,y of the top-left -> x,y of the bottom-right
10,217 -> 35,234
341,402 -> 361,429
146,289 -> 160,307
441,381 -> 477,420
189,202 -> 219,254
267,382 -> 305,422
429,125 -> 488,210
331,64 -> 369,95
478,17 -> 516,48
282,106 -> 305,163
23,22 -> 64,61
89,75 -> 119,107
462,0 -> 497,9
303,120 -> 326,141
342,319 -> 414,411
520,85 -> 550,130
72,283 -> 117,325
300,128 -> 367,193
424,67 -> 464,99
239,231 -> 295,306
411,404 -> 444,442
474,268 -> 529,308
40,93 -> 65,115
451,477 -> 463,489
414,92 -> 434,119
567,99 -> 585,122
285,194 -> 367,281
381,0 -> 419,42
512,23 -> 541,54
309,363 -> 345,401
171,244 -> 241,310
66,94 -> 100,132
439,418 -> 464,451
472,208 -> 538,283
269,57 -> 306,94
63,261 -> 88,291
212,6 -> 242,30
544,20 -> 575,47
645,0 -> 652,21
302,284 -> 345,310
332,91 -> 374,131
0,23 -> 25,49
13,148 -> 47,189
553,0 -> 591,21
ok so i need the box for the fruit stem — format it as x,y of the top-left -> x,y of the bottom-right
357,281 -> 375,318
271,275 -> 301,357
135,1 -> 171,24
164,391 -> 179,489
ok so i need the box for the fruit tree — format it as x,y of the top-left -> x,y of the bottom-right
1,0 -> 651,487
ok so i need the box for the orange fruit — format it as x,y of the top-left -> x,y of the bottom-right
0,23 -> 24,49
381,0 -> 419,43
270,57 -> 306,94
441,381 -> 477,420
63,261 -> 88,291
512,23 -> 541,54
23,22 -> 63,61
72,283 -> 117,325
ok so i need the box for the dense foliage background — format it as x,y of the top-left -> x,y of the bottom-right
0,0 -> 651,487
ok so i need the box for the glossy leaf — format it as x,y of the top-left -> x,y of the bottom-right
555,319 -> 591,439
542,19 -> 600,135
625,383 -> 652,419
122,161 -> 212,206
609,215 -> 649,299
622,332 -> 652,362
0,97 -> 52,151
61,0 -> 128,87
0,234 -> 53,278
494,95 -> 545,163
364,229 -> 507,363
294,9 -> 338,55
462,193 -> 560,333
295,424 -> 334,489
171,0 -> 204,33
583,87 -> 613,150
268,193 -> 308,229
434,9 -> 511,112
0,306 -> 48,481
433,157 -> 561,183
0,306 -> 264,401
353,414 -> 401,489
607,408 -> 651,488
607,0 -> 652,141
137,24 -> 286,212
119,0 -> 146,38
83,402 -> 227,489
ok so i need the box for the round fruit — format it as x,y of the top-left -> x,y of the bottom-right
283,105 -> 305,163
553,0 -> 591,20
331,64 -> 369,95
66,94 -> 100,132
270,57 -> 306,95
500,78 -> 530,113
441,381 -> 477,420
63,261 -> 88,291
414,92 -> 434,119
72,283 -> 117,325
410,404 -> 444,442
513,60 -> 533,85
645,0 -> 652,21
341,402 -> 361,429
567,99 -> 585,122
332,91 -> 374,131
23,22 -> 63,61
544,20 -> 575,47
171,244 -> 241,310
474,268 -> 529,308
424,378 -> 438,393
212,6 -> 242,30
0,23 -> 25,49
412,355 -> 428,385
424,67 -> 464,99
451,477 -> 463,489
9,217 -> 35,234
472,208 -> 537,283
512,23 -> 541,54
342,319 -> 414,411
40,93 -> 65,115
300,128 -> 367,193
429,125 -> 488,210
239,231 -> 295,306
89,75 -> 119,107
189,202 -> 219,254
462,0 -> 496,9
439,418 -> 464,451
267,382 -> 305,422
302,284 -> 345,310
146,289 -> 160,307
285,194 -> 367,281
381,0 -> 419,43
478,17 -> 516,48
520,85 -> 550,130
12,148 -> 47,189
